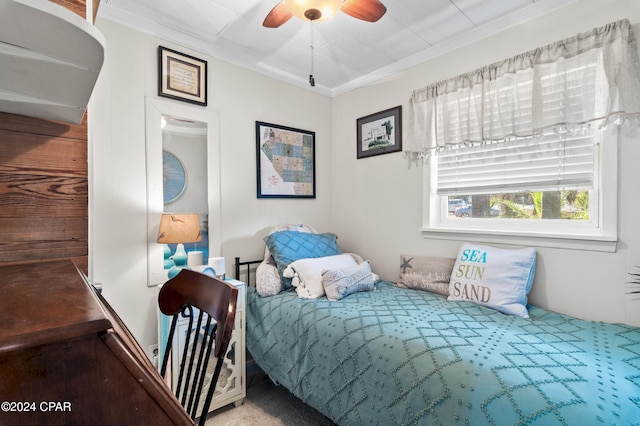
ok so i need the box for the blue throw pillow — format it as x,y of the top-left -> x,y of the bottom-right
265,231 -> 342,289
447,243 -> 536,318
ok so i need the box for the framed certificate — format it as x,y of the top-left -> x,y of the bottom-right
158,46 -> 207,106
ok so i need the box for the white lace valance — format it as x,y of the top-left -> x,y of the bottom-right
404,19 -> 640,159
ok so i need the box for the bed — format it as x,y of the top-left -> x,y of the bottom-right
235,231 -> 640,425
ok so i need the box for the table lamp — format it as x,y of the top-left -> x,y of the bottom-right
157,213 -> 202,279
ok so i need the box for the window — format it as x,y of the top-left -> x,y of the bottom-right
404,20 -> 640,251
425,128 -> 618,250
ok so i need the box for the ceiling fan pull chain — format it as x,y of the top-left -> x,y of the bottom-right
309,20 -> 315,87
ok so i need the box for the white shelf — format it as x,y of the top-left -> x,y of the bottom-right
0,0 -> 105,124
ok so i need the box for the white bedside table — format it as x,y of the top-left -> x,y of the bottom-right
158,277 -> 247,414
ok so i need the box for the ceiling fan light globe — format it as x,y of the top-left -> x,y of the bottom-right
285,0 -> 342,22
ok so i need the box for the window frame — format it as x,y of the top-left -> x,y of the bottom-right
421,128 -> 618,252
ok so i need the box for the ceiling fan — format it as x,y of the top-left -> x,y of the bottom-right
263,0 -> 387,28
263,0 -> 387,87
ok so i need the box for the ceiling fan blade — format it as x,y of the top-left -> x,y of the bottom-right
341,0 -> 387,22
263,1 -> 293,28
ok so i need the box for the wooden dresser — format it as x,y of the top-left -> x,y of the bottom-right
0,260 -> 192,425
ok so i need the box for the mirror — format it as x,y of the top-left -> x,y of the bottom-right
145,97 -> 221,286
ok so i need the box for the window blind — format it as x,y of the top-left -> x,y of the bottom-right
436,134 -> 595,195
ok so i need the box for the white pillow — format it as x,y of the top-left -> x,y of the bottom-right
255,259 -> 281,297
284,253 -> 361,299
322,261 -> 375,301
447,243 -> 536,318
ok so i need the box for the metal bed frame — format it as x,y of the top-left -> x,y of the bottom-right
234,257 -> 262,286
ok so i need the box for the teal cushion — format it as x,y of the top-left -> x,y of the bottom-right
265,231 -> 342,289
447,243 -> 536,318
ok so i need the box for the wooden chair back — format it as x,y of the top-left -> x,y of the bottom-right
158,269 -> 238,425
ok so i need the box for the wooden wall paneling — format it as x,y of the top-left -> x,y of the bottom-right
50,0 -> 87,19
0,112 -> 87,140
0,109 -> 88,268
0,129 -> 87,176
49,0 -> 102,24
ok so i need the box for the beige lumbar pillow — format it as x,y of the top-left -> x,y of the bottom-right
398,255 -> 456,296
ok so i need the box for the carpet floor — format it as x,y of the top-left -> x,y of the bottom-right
204,373 -> 336,425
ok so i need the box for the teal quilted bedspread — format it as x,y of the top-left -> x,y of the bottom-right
246,281 -> 640,425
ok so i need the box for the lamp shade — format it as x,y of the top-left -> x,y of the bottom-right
157,213 -> 202,244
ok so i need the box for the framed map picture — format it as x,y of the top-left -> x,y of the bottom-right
256,121 -> 316,198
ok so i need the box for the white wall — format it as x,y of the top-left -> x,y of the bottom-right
91,0 -> 640,356
90,19 -> 333,354
330,0 -> 640,326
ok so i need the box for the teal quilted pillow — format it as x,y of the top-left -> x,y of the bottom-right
265,231 -> 342,290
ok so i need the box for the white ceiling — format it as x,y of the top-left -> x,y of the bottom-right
98,0 -> 576,96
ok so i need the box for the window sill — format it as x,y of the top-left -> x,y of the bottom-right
421,227 -> 617,252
